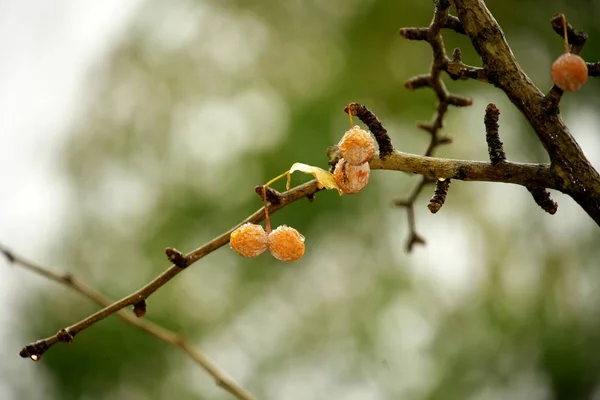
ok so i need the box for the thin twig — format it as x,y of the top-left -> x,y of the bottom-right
18,180 -> 320,360
398,0 -> 473,251
0,244 -> 257,400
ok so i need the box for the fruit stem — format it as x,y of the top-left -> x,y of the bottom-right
561,14 -> 569,54
348,111 -> 354,128
262,171 -> 291,234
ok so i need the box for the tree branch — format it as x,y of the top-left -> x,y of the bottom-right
451,0 -> 600,225
373,150 -> 557,188
17,180 -> 319,361
1,245 -> 257,400
398,0 -> 472,250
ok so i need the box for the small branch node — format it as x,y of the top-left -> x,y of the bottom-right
57,328 -> 74,344
407,233 -> 426,253
484,103 -> 506,164
588,61 -> 600,77
133,299 -> 147,318
399,27 -> 429,41
344,103 -> 394,158
445,59 -> 488,82
437,136 -> 453,145
404,74 -> 432,90
428,178 -> 451,214
443,15 -> 466,34
452,48 -> 462,62
254,185 -> 282,205
20,340 -> 49,360
527,186 -> 559,215
417,121 -> 435,135
447,94 -> 473,107
394,199 -> 410,208
165,247 -> 188,269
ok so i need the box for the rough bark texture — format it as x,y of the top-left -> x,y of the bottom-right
452,0 -> 600,224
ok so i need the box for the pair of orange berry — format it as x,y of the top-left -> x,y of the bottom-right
230,223 -> 305,262
333,125 -> 377,194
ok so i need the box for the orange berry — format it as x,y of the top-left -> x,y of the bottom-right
338,125 -> 376,165
333,158 -> 370,194
230,223 -> 268,258
268,225 -> 305,262
551,53 -> 588,92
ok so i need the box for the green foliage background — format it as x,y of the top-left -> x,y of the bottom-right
11,0 -> 600,399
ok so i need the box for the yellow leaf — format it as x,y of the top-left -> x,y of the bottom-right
288,162 -> 341,194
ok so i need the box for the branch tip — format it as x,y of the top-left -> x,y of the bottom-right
484,103 -> 506,164
399,27 -> 429,41
443,15 -> 466,34
165,247 -> 188,269
428,178 -> 451,214
404,74 -> 432,90
452,48 -> 462,62
133,299 -> 147,318
447,94 -> 473,107
527,187 -> 558,215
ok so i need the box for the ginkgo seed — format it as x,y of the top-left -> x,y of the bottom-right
338,125 -> 376,165
268,225 -> 305,262
333,158 -> 370,194
551,53 -> 588,92
230,223 -> 268,258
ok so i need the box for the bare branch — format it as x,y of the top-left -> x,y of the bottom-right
0,244 -> 257,400
451,0 -> 600,225
17,180 -> 319,361
372,151 -> 556,188
398,0 -> 474,250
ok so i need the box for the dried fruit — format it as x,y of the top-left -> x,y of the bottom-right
333,158 -> 370,194
268,225 -> 305,262
338,125 -> 376,165
551,53 -> 588,92
230,223 -> 268,258
551,14 -> 588,92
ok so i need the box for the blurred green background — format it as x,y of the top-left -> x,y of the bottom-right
5,0 -> 600,399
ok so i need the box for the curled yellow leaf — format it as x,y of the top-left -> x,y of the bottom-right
288,162 -> 341,194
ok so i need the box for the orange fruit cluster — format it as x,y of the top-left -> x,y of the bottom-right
230,223 -> 305,262
334,126 -> 376,194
